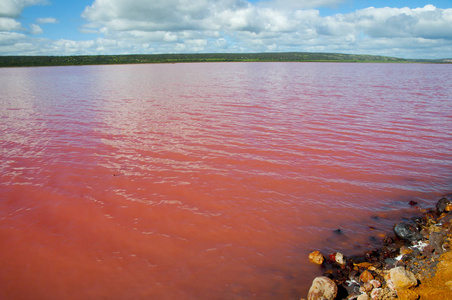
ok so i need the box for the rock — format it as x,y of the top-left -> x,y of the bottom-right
357,293 -> 370,300
335,252 -> 346,265
309,251 -> 325,265
333,228 -> 343,235
370,279 -> 381,288
359,270 -> 374,283
422,244 -> 434,257
393,223 -> 422,242
344,280 -> 360,296
388,267 -> 417,290
307,276 -> 338,300
370,287 -> 383,299
363,282 -> 373,292
399,246 -> 413,256
370,287 -> 398,300
429,231 -> 445,254
436,194 -> 452,213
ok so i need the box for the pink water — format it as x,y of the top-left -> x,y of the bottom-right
1,62 -> 451,299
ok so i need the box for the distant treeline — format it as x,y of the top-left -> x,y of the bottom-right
0,52 -> 449,67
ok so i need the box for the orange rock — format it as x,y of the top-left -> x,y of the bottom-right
400,246 -> 414,256
308,251 -> 324,265
355,262 -> 373,269
359,270 -> 374,283
445,203 -> 452,212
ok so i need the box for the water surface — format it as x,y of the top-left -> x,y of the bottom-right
1,62 -> 451,299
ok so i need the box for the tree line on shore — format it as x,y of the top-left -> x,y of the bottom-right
0,52 -> 449,67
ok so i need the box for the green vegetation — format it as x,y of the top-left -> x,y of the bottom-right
0,52 -> 449,67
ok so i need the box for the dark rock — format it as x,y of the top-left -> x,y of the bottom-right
335,284 -> 349,300
333,229 -> 343,235
393,222 -> 423,242
422,244 -> 435,257
384,258 -> 397,268
401,254 -> 413,263
429,231 -> 445,254
343,281 -> 360,297
411,248 -> 421,258
383,236 -> 394,244
436,194 -> 452,213
409,200 -> 418,206
349,255 -> 366,264
348,270 -> 358,281
364,250 -> 380,261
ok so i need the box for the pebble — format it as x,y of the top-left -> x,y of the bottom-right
436,194 -> 452,213
335,252 -> 346,265
429,231 -> 445,254
393,223 -> 422,242
359,270 -> 374,283
388,267 -> 417,290
307,276 -> 338,300
308,251 -> 324,265
356,293 -> 370,300
369,279 -> 381,288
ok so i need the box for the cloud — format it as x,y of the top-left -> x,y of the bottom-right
1,0 -> 452,58
257,0 -> 344,10
0,17 -> 23,31
0,0 -> 46,18
0,0 -> 50,35
81,1 -> 452,50
36,17 -> 58,24
351,5 -> 452,40
29,24 -> 43,34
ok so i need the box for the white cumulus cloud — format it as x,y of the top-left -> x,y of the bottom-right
79,0 -> 452,57
1,0 -> 452,58
0,17 -> 22,31
0,0 -> 46,18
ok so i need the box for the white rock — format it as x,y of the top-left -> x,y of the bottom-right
335,252 -> 345,265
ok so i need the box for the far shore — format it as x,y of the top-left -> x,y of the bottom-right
1,52 -> 451,68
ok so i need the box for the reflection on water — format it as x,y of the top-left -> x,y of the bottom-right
0,62 -> 451,299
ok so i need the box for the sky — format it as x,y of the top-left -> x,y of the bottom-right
1,0 -> 451,58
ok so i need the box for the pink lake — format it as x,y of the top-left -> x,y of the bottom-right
0,62 -> 451,299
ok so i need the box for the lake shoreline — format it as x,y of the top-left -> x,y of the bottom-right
1,52 -> 450,68
303,193 -> 452,300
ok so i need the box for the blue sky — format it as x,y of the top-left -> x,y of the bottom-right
1,0 -> 452,58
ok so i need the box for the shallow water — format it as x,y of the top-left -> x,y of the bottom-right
1,62 -> 451,299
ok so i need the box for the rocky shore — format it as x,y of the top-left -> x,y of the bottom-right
303,193 -> 452,300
